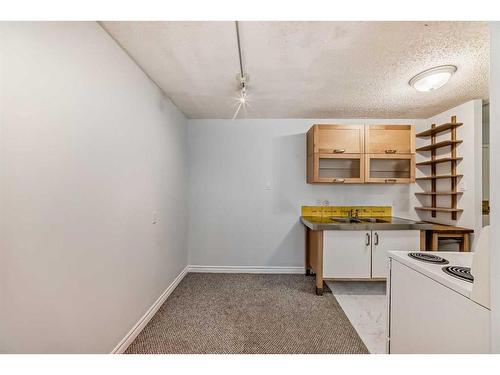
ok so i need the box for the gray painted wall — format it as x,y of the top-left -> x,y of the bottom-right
187,118 -> 426,267
489,21 -> 500,354
187,102 -> 482,267
0,22 -> 189,353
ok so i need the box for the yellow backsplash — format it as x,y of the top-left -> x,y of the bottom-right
301,205 -> 392,218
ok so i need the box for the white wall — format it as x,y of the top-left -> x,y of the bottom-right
489,21 -> 500,354
414,100 -> 483,235
0,22 -> 189,353
187,118 -> 425,268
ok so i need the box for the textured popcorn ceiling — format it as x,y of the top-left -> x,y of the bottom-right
101,21 -> 489,119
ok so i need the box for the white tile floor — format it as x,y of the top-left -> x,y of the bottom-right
326,281 -> 387,354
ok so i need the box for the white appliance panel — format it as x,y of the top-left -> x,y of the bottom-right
389,259 -> 490,353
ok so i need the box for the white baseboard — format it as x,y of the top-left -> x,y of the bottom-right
111,265 -> 189,354
188,265 -> 305,274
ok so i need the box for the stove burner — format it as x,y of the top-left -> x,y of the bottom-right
442,266 -> 474,283
408,252 -> 449,264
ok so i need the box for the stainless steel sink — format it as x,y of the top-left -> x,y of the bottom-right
359,218 -> 389,223
331,217 -> 363,223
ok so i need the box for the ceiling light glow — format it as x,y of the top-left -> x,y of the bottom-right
232,21 -> 251,120
409,65 -> 457,92
239,85 -> 247,103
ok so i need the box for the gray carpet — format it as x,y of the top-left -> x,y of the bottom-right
125,273 -> 368,354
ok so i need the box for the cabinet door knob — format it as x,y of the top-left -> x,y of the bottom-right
385,149 -> 397,154
385,178 -> 397,183
374,232 -> 379,245
333,149 -> 345,153
333,178 -> 346,183
366,233 -> 370,246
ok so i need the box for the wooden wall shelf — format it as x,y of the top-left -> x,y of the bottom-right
416,174 -> 463,181
414,116 -> 462,220
415,207 -> 464,213
415,191 -> 463,196
416,122 -> 463,137
416,140 -> 462,152
416,157 -> 463,166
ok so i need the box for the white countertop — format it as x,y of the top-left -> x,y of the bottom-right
388,251 -> 474,298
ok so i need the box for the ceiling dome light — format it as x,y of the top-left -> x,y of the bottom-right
409,65 -> 457,92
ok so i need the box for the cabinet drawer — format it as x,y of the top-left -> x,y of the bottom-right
365,154 -> 415,183
366,125 -> 415,154
311,124 -> 364,154
309,153 -> 365,183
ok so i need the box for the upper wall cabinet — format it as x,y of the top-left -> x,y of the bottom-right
308,124 -> 364,154
365,125 -> 415,154
306,124 -> 415,184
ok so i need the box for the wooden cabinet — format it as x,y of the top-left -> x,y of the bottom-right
365,154 -> 415,183
365,125 -> 415,154
323,231 -> 371,278
305,227 -> 423,294
308,154 -> 364,183
371,230 -> 420,278
323,230 -> 420,279
306,124 -> 415,184
307,124 -> 364,154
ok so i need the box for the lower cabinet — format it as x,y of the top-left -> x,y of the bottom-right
323,231 -> 371,278
371,230 -> 420,278
323,230 -> 420,279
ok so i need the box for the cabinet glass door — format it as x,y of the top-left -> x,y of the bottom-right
365,154 -> 415,183
315,154 -> 364,183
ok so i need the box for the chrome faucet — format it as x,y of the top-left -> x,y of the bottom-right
348,209 -> 359,220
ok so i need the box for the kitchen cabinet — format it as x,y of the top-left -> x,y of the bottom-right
323,231 -> 371,278
303,217 -> 429,295
306,124 -> 415,184
371,230 -> 420,278
307,124 -> 364,154
365,154 -> 415,183
365,125 -> 415,154
323,230 -> 420,280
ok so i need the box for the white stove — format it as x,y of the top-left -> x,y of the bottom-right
389,251 -> 475,299
386,227 -> 491,353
